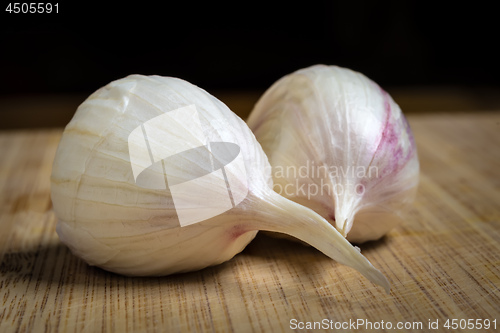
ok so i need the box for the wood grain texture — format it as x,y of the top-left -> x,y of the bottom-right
0,112 -> 499,333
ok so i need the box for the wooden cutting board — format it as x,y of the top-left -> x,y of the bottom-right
0,112 -> 499,333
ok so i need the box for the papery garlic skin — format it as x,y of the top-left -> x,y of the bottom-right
51,75 -> 267,276
51,75 -> 390,292
247,65 -> 419,243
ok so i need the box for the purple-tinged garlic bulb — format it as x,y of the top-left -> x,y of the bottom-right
247,65 -> 419,243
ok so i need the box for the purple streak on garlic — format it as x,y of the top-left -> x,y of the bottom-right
247,65 -> 419,243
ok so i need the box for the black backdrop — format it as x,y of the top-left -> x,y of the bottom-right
1,1 -> 498,95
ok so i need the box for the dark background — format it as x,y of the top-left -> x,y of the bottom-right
0,1 -> 499,127
2,1 -> 498,93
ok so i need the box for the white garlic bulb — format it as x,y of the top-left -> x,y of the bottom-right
51,74 -> 390,291
247,65 -> 419,243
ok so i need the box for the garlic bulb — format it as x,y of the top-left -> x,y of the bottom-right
247,65 -> 419,243
51,74 -> 390,292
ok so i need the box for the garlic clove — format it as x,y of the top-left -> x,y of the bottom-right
247,65 -> 419,243
51,74 -> 389,292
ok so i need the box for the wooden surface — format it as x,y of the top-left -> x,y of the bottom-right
0,112 -> 499,332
